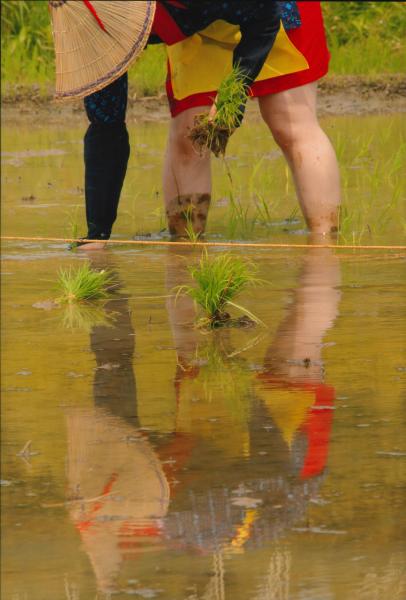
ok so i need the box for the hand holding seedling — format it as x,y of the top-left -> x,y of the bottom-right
189,67 -> 248,157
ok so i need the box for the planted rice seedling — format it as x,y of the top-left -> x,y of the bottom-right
227,191 -> 256,240
254,193 -> 273,226
176,250 -> 263,329
189,66 -> 248,157
184,205 -> 202,243
56,263 -> 115,304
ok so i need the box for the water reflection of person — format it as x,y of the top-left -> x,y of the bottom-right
65,257 -> 170,595
64,245 -> 341,596
163,244 -> 341,556
254,245 -> 341,484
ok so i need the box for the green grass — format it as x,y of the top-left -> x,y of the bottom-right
324,1 -> 406,75
334,132 -> 406,245
2,1 -> 404,95
56,263 -> 115,304
128,45 -> 166,97
183,207 -> 202,243
176,250 -> 262,327
1,0 -> 52,85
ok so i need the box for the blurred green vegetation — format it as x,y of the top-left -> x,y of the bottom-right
1,0 -> 405,95
323,1 -> 406,74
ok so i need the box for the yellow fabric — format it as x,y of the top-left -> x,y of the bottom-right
254,383 -> 314,447
167,20 -> 309,101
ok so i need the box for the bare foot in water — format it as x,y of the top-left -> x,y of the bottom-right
69,240 -> 107,251
77,241 -> 107,251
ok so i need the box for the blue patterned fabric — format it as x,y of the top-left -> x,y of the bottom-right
279,1 -> 301,31
84,73 -> 128,125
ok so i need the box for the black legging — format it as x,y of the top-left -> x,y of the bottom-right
83,73 -> 130,240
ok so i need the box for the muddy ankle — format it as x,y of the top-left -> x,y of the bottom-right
166,193 -> 211,237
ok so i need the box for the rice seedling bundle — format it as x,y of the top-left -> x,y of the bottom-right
177,250 -> 262,328
56,263 -> 115,303
189,66 -> 248,157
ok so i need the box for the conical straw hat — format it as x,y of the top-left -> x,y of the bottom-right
49,0 -> 156,100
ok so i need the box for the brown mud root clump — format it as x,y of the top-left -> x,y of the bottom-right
209,312 -> 256,329
166,193 -> 211,237
188,115 -> 231,157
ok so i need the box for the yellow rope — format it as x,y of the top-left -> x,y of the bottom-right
1,235 -> 405,251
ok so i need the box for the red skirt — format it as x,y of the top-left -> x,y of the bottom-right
153,2 -> 330,117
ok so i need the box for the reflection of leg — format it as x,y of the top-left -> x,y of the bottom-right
83,74 -> 130,244
163,106 -> 212,236
89,266 -> 138,424
258,83 -> 340,234
165,246 -> 200,369
263,245 -> 341,381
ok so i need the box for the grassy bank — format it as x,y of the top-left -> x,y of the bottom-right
1,1 -> 405,98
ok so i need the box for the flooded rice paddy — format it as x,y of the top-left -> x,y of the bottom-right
1,112 -> 406,599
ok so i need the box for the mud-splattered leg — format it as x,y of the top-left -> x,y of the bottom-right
166,193 -> 211,237
163,106 -> 212,237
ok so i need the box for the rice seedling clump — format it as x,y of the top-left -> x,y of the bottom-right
177,250 -> 262,328
189,66 -> 248,157
56,263 -> 115,304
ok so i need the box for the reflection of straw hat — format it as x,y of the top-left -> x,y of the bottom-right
49,0 -> 156,100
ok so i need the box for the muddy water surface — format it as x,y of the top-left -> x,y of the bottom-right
1,115 -> 406,599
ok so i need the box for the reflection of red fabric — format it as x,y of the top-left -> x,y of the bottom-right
75,472 -> 118,532
119,523 -> 161,538
256,374 -> 335,479
299,384 -> 335,479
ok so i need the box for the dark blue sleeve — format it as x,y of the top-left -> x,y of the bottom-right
234,3 -> 281,87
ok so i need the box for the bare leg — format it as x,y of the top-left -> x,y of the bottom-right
163,106 -> 212,236
258,82 -> 341,234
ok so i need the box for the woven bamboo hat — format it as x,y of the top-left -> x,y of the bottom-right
49,0 -> 156,100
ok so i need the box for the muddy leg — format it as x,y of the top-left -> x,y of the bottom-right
166,193 -> 211,237
163,106 -> 212,236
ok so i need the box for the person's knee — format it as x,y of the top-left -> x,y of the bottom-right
169,108 -> 210,164
170,126 -> 196,162
269,121 -> 298,151
259,85 -> 320,152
